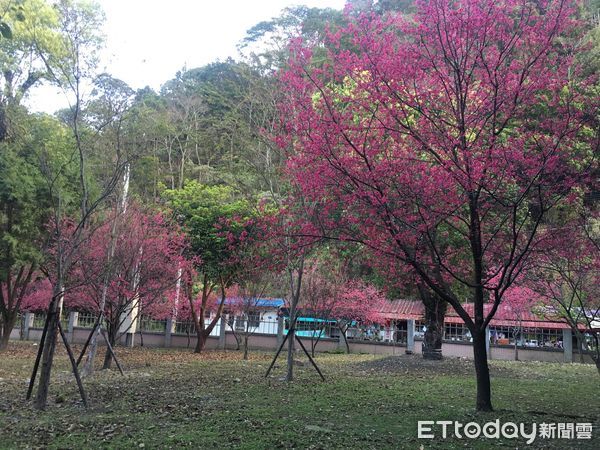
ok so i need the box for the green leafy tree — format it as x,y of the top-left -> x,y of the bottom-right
0,113 -> 76,349
0,0 -> 66,140
240,6 -> 344,72
164,181 -> 252,353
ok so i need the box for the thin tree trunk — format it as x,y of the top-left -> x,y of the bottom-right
227,322 -> 241,351
1,266 -> 35,350
514,327 -> 519,361
83,166 -> 129,376
286,323 -> 295,381
0,104 -> 8,141
20,314 -> 25,340
34,287 -> 63,410
285,257 -> 303,381
473,330 -> 493,412
339,325 -> 350,354
243,335 -> 249,360
102,346 -> 112,369
102,331 -> 117,370
594,335 -> 600,376
310,325 -> 326,357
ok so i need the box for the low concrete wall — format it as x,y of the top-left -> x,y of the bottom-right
10,325 -> 594,365
9,328 -> 21,340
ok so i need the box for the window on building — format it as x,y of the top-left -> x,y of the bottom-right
235,315 -> 246,331
444,323 -> 470,342
395,321 -> 408,343
248,311 -> 260,329
489,325 -> 563,348
296,320 -> 315,332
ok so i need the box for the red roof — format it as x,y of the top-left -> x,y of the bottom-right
377,299 -> 571,330
376,299 -> 423,319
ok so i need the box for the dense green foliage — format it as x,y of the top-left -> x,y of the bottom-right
163,181 -> 251,282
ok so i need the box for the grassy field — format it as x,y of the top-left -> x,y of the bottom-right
0,342 -> 598,449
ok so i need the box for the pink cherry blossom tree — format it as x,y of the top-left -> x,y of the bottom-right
300,257 -> 386,355
25,206 -> 185,369
278,0 -> 596,411
73,205 -> 185,369
331,280 -> 386,354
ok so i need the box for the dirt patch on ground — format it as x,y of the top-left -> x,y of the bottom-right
349,354 -> 518,378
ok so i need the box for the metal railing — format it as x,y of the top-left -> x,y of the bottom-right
138,317 -> 167,333
32,312 -> 69,329
77,312 -> 98,329
174,320 -> 194,335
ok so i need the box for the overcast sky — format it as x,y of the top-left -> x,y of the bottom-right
26,0 -> 346,113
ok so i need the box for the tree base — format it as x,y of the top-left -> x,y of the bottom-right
422,349 -> 443,360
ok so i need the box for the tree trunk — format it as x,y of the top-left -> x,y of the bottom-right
243,335 -> 249,360
101,327 -> 119,370
102,344 -> 113,369
35,288 -> 62,410
20,314 -> 25,340
232,330 -> 241,351
0,310 -> 16,348
195,330 -> 206,353
0,324 -> 10,350
419,285 -> 446,360
285,256 -> 304,382
286,326 -> 295,381
473,330 -> 493,412
80,314 -> 101,373
514,329 -> 519,361
0,267 -> 35,351
0,104 -> 8,141
341,326 -> 350,354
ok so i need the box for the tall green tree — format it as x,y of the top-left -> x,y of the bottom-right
0,113 -> 75,350
240,6 -> 344,72
164,181 -> 252,353
0,0 -> 66,140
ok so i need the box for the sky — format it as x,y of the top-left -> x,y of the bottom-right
26,0 -> 346,113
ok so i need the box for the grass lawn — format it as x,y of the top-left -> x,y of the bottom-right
0,342 -> 598,449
